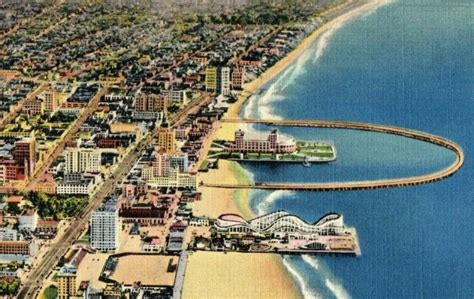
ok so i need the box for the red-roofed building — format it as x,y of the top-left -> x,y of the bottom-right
5,195 -> 23,204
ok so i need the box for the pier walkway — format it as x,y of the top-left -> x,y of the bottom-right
202,118 -> 464,191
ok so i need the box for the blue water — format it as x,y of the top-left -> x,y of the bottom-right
241,1 -> 474,298
239,124 -> 456,183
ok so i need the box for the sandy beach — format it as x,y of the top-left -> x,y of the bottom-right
187,1 -> 386,298
183,252 -> 302,299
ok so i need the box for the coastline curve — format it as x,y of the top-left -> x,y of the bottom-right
202,118 -> 464,191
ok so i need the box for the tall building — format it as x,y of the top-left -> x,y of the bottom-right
231,67 -> 246,90
135,93 -> 168,112
205,66 -> 231,95
13,138 -> 35,176
57,265 -> 77,299
43,88 -> 58,114
64,148 -> 101,174
220,66 -> 231,96
90,201 -> 120,252
154,150 -> 170,177
205,67 -> 218,92
156,128 -> 176,154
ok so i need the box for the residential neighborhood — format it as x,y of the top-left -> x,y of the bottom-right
0,0 -> 357,298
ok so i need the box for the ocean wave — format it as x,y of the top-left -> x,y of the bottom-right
239,163 -> 256,184
302,255 -> 320,270
242,94 -> 257,119
256,190 -> 295,215
326,279 -> 351,299
302,255 -> 351,299
279,49 -> 313,92
283,256 -> 321,299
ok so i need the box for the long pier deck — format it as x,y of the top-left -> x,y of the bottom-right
201,118 -> 464,191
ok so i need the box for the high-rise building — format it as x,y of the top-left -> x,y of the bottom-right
220,66 -> 231,96
13,138 -> 35,176
43,89 -> 58,114
135,93 -> 168,112
90,201 -> 120,252
154,150 -> 171,177
156,128 -> 176,154
205,67 -> 231,96
205,67 -> 218,93
64,148 -> 101,174
231,67 -> 246,90
57,265 -> 77,299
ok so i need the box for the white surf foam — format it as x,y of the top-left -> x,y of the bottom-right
283,256 -> 321,299
301,255 -> 352,299
326,279 -> 352,299
302,255 -> 320,270
312,0 -> 396,64
256,190 -> 295,215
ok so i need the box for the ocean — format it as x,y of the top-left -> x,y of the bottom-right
240,0 -> 473,298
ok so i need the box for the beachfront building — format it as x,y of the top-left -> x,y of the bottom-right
231,67 -> 246,90
90,202 -> 120,252
146,168 -> 197,189
229,129 -> 296,154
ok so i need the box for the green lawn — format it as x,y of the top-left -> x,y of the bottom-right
42,285 -> 58,299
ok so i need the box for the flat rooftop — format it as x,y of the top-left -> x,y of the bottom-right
109,254 -> 178,287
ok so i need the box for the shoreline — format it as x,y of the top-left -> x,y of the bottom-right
226,0 -> 387,120
189,1 -> 389,298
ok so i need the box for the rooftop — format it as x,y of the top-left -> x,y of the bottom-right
108,254 -> 178,287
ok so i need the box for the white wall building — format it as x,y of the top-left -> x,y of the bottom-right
19,209 -> 39,231
90,202 -> 120,252
64,148 -> 101,174
220,67 -> 231,96
147,168 -> 197,189
56,173 -> 102,195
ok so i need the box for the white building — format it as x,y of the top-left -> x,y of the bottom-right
220,67 -> 231,96
19,209 -> 39,231
90,202 -> 120,252
64,148 -> 101,174
56,173 -> 102,195
147,168 -> 197,189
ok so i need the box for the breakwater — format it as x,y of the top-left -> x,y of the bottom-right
202,118 -> 464,191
